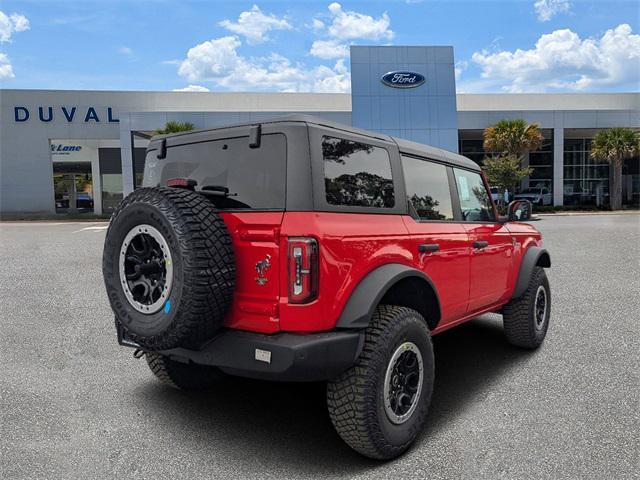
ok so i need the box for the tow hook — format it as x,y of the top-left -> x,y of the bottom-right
133,349 -> 145,359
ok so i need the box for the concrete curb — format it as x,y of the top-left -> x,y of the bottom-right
536,211 -> 640,217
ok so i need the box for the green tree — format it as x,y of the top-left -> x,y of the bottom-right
155,121 -> 195,135
590,127 -> 640,210
483,119 -> 544,158
482,155 -> 533,205
482,119 -> 544,204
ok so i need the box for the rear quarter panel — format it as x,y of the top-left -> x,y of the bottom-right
278,212 -> 413,332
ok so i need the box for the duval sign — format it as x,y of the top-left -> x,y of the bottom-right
381,71 -> 426,89
14,106 -> 119,123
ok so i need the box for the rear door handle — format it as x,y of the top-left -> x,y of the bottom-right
473,240 -> 489,249
418,243 -> 440,253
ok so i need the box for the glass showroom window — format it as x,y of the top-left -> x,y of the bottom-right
563,138 -> 610,206
528,131 -> 553,192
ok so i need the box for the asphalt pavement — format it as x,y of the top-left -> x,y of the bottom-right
1,215 -> 638,479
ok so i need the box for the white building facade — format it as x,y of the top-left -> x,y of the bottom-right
1,46 -> 638,216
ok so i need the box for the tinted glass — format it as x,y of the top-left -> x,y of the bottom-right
453,168 -> 495,222
322,136 -> 394,208
402,156 -> 454,220
144,133 -> 286,210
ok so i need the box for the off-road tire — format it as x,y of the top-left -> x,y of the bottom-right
502,266 -> 550,349
103,187 -> 235,350
145,352 -> 224,390
326,305 -> 434,460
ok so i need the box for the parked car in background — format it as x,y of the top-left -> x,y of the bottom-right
514,187 -> 552,205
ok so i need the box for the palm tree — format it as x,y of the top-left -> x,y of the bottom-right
155,121 -> 195,135
590,128 -> 640,210
482,119 -> 544,203
483,119 -> 544,158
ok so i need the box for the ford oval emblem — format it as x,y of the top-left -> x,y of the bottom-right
381,71 -> 426,89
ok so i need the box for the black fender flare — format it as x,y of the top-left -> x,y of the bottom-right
335,263 -> 441,329
512,246 -> 551,299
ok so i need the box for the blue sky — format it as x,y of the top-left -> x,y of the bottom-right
0,0 -> 638,93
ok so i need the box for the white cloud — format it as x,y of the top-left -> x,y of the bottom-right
0,52 -> 14,79
454,60 -> 468,81
0,11 -> 29,43
118,46 -> 133,56
534,0 -> 570,22
178,36 -> 243,82
311,59 -> 350,93
308,3 -> 393,60
177,35 -> 350,92
324,3 -> 393,41
310,39 -> 349,60
219,5 -> 291,45
173,85 -> 210,92
471,24 -> 640,92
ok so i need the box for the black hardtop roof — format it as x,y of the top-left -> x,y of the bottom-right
153,114 -> 480,171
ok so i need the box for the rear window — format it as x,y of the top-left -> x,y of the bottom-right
322,136 -> 395,208
144,133 -> 286,210
402,156 -> 454,221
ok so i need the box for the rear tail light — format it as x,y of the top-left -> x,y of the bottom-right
288,237 -> 318,304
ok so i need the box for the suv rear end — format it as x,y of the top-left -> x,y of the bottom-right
105,118 -> 363,382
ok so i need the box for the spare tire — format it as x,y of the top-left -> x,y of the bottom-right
102,187 -> 235,350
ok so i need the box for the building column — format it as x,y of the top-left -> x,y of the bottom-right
553,127 -> 564,206
91,152 -> 103,215
120,116 -> 135,196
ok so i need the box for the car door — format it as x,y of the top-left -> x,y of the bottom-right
401,156 -> 470,324
451,167 -> 514,313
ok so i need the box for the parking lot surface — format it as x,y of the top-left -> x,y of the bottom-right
1,215 -> 638,479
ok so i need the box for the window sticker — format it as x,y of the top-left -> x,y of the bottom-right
458,176 -> 470,201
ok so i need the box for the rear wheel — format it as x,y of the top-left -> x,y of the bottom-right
327,305 -> 434,460
145,353 -> 224,390
502,267 -> 551,348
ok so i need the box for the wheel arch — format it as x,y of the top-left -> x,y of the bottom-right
335,263 -> 442,331
512,246 -> 551,299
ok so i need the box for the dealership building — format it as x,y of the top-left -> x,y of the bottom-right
1,45 -> 638,216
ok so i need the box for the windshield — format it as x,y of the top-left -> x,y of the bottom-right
143,133 -> 286,210
520,188 -> 541,194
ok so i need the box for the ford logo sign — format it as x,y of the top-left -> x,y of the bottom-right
381,71 -> 426,89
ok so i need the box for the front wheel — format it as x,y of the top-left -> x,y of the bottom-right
502,267 -> 551,349
327,305 -> 434,460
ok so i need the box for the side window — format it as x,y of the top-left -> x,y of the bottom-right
322,136 -> 395,208
453,168 -> 496,222
401,156 -> 454,221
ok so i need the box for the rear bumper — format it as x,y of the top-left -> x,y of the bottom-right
119,327 -> 364,382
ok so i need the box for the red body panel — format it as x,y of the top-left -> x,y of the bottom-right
401,217 -> 470,324
219,212 -> 283,334
463,222 -> 515,312
219,211 -> 541,336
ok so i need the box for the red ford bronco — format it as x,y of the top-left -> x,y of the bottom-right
103,115 -> 551,460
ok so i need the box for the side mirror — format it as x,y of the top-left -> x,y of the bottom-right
507,200 -> 532,222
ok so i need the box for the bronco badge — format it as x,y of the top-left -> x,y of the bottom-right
255,254 -> 271,285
